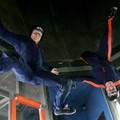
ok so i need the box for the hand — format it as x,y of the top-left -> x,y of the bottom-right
51,68 -> 59,75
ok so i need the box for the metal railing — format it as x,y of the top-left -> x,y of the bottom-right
10,94 -> 46,120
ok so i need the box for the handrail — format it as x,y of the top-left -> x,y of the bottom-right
10,94 -> 46,120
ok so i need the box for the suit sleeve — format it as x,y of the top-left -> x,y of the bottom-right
97,18 -> 113,61
0,21 -> 24,48
68,76 -> 105,88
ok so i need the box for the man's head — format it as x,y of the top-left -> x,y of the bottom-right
30,26 -> 43,44
105,81 -> 119,101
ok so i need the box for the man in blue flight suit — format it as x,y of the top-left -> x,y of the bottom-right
0,22 -> 76,115
79,7 -> 120,101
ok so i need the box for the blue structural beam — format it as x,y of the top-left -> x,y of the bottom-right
86,88 -> 113,120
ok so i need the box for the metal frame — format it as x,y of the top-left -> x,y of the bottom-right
0,90 -> 10,120
10,94 -> 46,120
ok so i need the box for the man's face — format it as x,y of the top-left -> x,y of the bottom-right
31,29 -> 43,44
105,81 -> 117,97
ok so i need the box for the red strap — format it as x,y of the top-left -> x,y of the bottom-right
107,18 -> 113,61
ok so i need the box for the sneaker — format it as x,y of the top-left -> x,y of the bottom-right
108,7 -> 118,18
54,104 -> 76,116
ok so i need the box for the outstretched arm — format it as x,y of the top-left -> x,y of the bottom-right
68,76 -> 105,88
97,7 -> 117,61
0,20 -> 25,48
68,76 -> 94,82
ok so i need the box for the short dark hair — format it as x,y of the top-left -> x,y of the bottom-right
107,93 -> 118,101
105,89 -> 119,101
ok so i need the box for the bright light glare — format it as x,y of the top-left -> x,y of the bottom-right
112,100 -> 120,119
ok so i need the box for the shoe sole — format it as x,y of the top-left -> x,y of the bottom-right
54,109 -> 76,116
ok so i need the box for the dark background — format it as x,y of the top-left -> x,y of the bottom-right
1,0 -> 120,66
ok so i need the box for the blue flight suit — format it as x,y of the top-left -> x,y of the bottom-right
79,18 -> 120,88
0,21 -> 73,110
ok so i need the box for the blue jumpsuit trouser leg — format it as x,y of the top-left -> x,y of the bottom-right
0,51 -> 73,110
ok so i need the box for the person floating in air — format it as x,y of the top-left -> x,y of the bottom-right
77,7 -> 119,101
0,20 -> 76,116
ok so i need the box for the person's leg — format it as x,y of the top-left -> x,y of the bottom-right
97,7 -> 117,61
53,79 -> 76,115
53,76 -> 95,115
12,57 -> 62,86
35,72 -> 76,115
35,71 -> 63,87
14,62 -> 76,115
0,51 -> 14,73
1,50 -> 76,115
10,54 -> 76,115
0,51 -> 41,85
